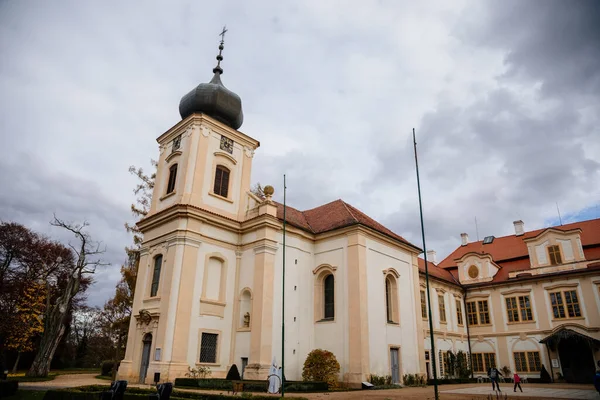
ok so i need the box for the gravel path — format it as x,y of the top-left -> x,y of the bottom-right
19,374 -> 108,391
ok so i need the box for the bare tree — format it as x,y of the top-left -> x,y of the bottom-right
26,216 -> 106,377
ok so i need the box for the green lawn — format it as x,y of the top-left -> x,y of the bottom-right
4,390 -> 47,400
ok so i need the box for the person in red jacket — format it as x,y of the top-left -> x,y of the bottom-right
513,373 -> 523,392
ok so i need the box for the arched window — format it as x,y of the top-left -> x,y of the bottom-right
150,255 -> 162,297
384,272 -> 399,323
213,165 -> 230,197
166,164 -> 178,194
323,274 -> 335,320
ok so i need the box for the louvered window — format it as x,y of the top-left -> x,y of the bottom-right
214,166 -> 230,197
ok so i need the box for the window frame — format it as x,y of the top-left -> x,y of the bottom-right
456,299 -> 464,326
505,295 -> 534,323
166,164 -> 178,194
213,165 -> 231,198
438,294 -> 447,323
513,351 -> 541,373
198,330 -> 220,366
549,289 -> 581,319
547,244 -> 562,265
420,290 -> 428,320
472,352 -> 496,373
150,254 -> 163,298
466,299 -> 491,326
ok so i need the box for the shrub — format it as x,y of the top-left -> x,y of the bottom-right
302,349 -> 340,389
455,351 -> 471,379
185,366 -> 212,379
100,360 -> 121,376
225,364 -> 241,381
402,374 -> 426,387
0,381 -> 19,398
368,374 -> 392,386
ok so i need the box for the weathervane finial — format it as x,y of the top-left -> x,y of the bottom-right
213,26 -> 228,74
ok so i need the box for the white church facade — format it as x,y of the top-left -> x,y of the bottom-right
116,40 -> 428,386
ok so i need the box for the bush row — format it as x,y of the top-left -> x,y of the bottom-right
174,378 -> 328,392
100,360 -> 121,376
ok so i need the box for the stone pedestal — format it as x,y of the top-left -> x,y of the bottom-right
242,363 -> 272,380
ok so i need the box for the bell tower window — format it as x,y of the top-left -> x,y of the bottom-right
166,164 -> 178,194
214,165 -> 230,197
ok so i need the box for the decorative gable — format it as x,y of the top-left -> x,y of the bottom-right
455,252 -> 500,284
524,228 -> 585,269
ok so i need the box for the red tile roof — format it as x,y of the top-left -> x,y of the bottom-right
417,258 -> 459,285
275,199 -> 419,250
438,218 -> 600,269
436,218 -> 600,286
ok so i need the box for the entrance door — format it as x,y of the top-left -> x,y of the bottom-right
140,333 -> 152,384
390,348 -> 400,384
558,338 -> 595,383
241,357 -> 248,379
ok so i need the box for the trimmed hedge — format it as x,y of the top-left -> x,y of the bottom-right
42,386 -> 308,400
0,381 -> 19,398
174,378 -> 328,393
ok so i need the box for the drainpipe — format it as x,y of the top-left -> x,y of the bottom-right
463,288 -> 473,379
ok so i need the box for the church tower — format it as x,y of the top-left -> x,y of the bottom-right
118,30 -> 266,384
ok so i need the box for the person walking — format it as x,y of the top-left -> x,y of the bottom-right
513,372 -> 523,392
488,367 -> 503,391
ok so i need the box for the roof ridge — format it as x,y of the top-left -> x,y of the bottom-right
300,209 -> 316,234
340,200 -> 359,224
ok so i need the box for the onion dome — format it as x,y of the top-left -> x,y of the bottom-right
179,27 -> 244,129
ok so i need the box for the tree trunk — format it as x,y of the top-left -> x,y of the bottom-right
111,330 -> 122,382
12,352 -> 21,374
26,274 -> 78,377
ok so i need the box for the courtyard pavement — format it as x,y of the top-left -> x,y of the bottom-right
17,374 -> 600,399
441,385 -> 599,399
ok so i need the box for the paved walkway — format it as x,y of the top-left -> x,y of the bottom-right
441,386 -> 600,399
19,374 -> 108,390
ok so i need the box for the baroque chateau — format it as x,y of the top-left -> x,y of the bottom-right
117,37 -> 600,387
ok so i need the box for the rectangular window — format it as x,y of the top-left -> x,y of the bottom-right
150,255 -> 162,297
548,245 -> 562,265
564,290 -> 581,317
438,295 -> 446,323
456,299 -> 463,325
166,164 -> 178,194
472,353 -> 496,372
420,290 -> 428,319
466,301 -> 478,325
514,351 -> 541,372
214,166 -> 230,198
550,290 -> 581,319
506,295 -> 533,322
466,300 -> 491,325
478,300 -> 490,325
199,333 -> 218,363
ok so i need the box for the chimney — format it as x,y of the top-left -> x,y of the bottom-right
426,250 -> 437,264
513,220 -> 524,236
460,233 -> 469,246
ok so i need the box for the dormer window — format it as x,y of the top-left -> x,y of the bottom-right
214,165 -> 230,198
548,245 -> 562,265
166,164 -> 178,194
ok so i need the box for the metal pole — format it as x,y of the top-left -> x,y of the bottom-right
413,128 -> 439,400
281,174 -> 287,397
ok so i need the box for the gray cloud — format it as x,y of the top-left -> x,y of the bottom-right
1,0 -> 598,305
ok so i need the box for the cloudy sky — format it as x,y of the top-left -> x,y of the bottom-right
1,0 -> 599,306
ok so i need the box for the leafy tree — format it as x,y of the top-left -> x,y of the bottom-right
6,283 -> 45,372
302,349 -> 340,388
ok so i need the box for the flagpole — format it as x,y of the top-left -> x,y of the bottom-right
413,128 -> 439,400
281,174 -> 287,397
